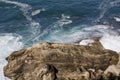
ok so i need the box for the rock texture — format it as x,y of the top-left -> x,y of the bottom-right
4,41 -> 120,80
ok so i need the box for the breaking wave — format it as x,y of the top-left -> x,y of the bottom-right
39,24 -> 120,53
0,33 -> 23,79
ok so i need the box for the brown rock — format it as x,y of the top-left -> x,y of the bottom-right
4,42 -> 119,80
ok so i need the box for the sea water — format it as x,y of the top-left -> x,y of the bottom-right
0,0 -> 120,79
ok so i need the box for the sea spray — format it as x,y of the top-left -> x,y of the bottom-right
0,33 -> 23,80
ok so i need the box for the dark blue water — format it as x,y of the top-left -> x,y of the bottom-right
0,0 -> 120,79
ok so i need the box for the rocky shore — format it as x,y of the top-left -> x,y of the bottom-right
4,41 -> 120,80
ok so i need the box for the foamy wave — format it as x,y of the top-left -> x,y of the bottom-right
31,8 -> 45,16
0,0 -> 32,21
114,17 -> 120,22
0,0 -> 30,8
54,14 -> 72,28
0,0 -> 42,27
96,0 -> 120,23
110,0 -> 120,7
77,25 -> 120,53
39,24 -> 120,53
0,33 -> 23,80
96,0 -> 110,22
100,34 -> 120,53
78,25 -> 120,53
0,0 -> 44,44
79,39 -> 94,45
30,21 -> 40,27
38,25 -> 108,43
32,14 -> 72,41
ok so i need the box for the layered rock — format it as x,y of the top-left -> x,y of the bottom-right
4,41 -> 120,80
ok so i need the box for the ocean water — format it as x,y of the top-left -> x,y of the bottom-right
0,0 -> 120,79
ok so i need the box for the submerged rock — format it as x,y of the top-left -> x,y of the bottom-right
4,41 -> 119,80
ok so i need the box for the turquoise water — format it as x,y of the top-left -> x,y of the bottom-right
0,0 -> 120,79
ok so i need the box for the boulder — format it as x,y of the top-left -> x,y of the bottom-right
4,42 -> 119,80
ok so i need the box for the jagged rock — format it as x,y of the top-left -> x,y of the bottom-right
4,42 -> 119,80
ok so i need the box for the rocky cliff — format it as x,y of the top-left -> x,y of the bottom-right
4,41 -> 120,80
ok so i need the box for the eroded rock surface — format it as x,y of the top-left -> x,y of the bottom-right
4,41 -> 119,80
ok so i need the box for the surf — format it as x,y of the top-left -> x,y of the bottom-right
0,33 -> 23,79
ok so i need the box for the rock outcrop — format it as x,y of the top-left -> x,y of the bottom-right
4,41 -> 120,80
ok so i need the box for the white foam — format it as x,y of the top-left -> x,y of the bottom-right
31,8 -> 45,16
0,33 -> 23,80
61,14 -> 70,19
39,25 -> 109,43
114,17 -> 120,22
38,24 -> 120,53
100,33 -> 120,53
0,0 -> 30,8
0,0 -> 41,27
77,25 -> 120,53
96,0 -> 120,22
110,0 -> 120,7
96,0 -> 111,22
30,21 -> 40,27
79,39 -> 94,45
78,25 -> 120,53
32,14 -> 72,41
54,14 -> 72,28
0,0 -> 43,44
0,0 -> 32,20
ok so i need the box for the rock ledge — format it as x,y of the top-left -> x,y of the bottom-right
4,41 -> 120,80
